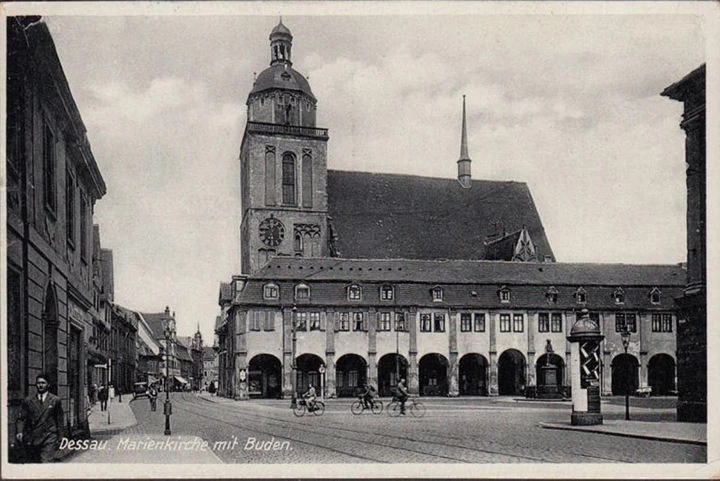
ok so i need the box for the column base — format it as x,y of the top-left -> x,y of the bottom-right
571,412 -> 603,426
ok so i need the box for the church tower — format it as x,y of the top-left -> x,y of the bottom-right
240,20 -> 330,274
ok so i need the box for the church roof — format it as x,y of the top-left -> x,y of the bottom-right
326,170 -> 554,262
249,64 -> 315,100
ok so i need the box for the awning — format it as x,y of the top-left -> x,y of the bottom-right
174,376 -> 189,385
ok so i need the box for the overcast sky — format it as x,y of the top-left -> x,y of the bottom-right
35,5 -> 706,343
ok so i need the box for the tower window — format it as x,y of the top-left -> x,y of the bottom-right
282,153 -> 296,205
302,150 -> 312,208
265,146 -> 276,206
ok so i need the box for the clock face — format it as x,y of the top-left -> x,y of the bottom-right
259,217 -> 285,247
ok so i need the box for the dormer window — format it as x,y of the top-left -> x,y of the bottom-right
431,286 -> 444,302
575,287 -> 587,304
380,285 -> 394,301
263,283 -> 279,300
650,287 -> 661,305
613,287 -> 625,305
546,286 -> 559,304
348,284 -> 362,301
295,283 -> 310,301
498,286 -> 511,303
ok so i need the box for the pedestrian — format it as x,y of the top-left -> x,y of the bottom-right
396,378 -> 409,415
98,385 -> 108,412
148,384 -> 158,411
15,373 -> 65,463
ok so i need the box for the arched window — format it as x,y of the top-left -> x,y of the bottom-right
650,287 -> 661,305
282,152 -> 296,205
295,283 -> 310,301
546,286 -> 559,304
613,287 -> 625,305
264,146 -> 276,206
431,286 -> 444,302
575,287 -> 587,304
302,150 -> 312,208
347,284 -> 362,301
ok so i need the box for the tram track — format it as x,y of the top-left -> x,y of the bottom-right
173,394 -> 636,464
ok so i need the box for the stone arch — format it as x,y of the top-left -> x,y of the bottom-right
535,353 -> 565,398
43,282 -> 60,393
419,353 -> 449,396
498,349 -> 526,396
459,353 -> 488,396
648,353 -> 676,396
295,353 -> 324,396
248,353 -> 282,399
611,353 -> 639,395
377,353 -> 408,397
335,353 -> 367,397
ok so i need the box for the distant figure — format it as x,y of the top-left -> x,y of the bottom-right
396,379 -> 409,415
208,381 -> 216,395
15,373 -> 65,463
98,386 -> 108,412
303,385 -> 317,411
148,385 -> 158,411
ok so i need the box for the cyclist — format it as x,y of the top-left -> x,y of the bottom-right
396,378 -> 409,415
303,384 -> 317,411
360,383 -> 377,409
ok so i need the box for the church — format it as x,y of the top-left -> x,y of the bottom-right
216,20 -> 682,401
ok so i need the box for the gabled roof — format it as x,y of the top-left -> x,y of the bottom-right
175,342 -> 193,362
140,312 -> 168,340
202,346 -> 217,360
326,170 -> 554,262
248,257 -> 685,286
219,282 -> 232,304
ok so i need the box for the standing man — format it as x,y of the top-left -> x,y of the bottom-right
15,373 -> 65,463
97,385 -> 108,412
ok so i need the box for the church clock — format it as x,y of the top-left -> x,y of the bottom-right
259,217 -> 285,247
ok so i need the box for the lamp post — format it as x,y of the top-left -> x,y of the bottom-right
163,308 -> 176,435
319,364 -> 326,400
620,326 -> 631,421
291,306 -> 298,409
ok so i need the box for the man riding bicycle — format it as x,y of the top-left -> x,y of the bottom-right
395,378 -> 409,415
360,383 -> 377,409
303,384 -> 317,411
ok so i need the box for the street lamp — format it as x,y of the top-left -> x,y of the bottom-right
620,326 -> 632,421
163,308 -> 176,435
291,306 -> 298,409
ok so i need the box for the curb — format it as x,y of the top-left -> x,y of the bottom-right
537,422 -> 707,446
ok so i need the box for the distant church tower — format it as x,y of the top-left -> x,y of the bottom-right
240,20 -> 330,274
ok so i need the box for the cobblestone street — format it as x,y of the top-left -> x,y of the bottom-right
72,393 -> 705,464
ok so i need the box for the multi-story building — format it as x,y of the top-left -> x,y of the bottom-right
662,64 -> 706,422
202,346 -> 218,390
110,305 -> 138,395
218,20 -> 682,402
139,307 -> 180,389
136,314 -> 163,385
7,17 -> 107,449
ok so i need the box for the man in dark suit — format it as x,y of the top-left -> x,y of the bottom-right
15,373 -> 65,463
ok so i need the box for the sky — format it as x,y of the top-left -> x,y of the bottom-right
33,4 -> 707,343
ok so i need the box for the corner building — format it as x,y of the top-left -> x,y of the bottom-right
220,21 -> 682,401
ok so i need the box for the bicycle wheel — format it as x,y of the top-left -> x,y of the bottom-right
292,403 -> 305,417
313,401 -> 325,416
371,400 -> 383,414
350,400 -> 364,415
409,401 -> 426,418
388,400 -> 401,417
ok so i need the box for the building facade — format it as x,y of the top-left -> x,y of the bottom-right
110,305 -> 138,395
219,20 -> 682,403
662,64 -> 706,422
7,17 -> 107,452
221,259 -> 682,400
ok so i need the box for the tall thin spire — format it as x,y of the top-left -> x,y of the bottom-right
460,94 -> 469,160
457,95 -> 472,188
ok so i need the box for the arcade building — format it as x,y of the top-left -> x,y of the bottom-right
216,20 -> 683,401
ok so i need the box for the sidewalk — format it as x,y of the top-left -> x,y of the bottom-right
87,397 -> 137,435
538,420 -> 706,446
68,397 -> 223,464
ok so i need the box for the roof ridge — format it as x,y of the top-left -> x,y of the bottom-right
327,168 -> 524,186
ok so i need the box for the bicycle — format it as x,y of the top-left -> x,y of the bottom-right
292,398 -> 325,417
387,396 -> 426,418
350,396 -> 384,415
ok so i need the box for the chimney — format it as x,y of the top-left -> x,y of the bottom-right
457,95 -> 472,189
